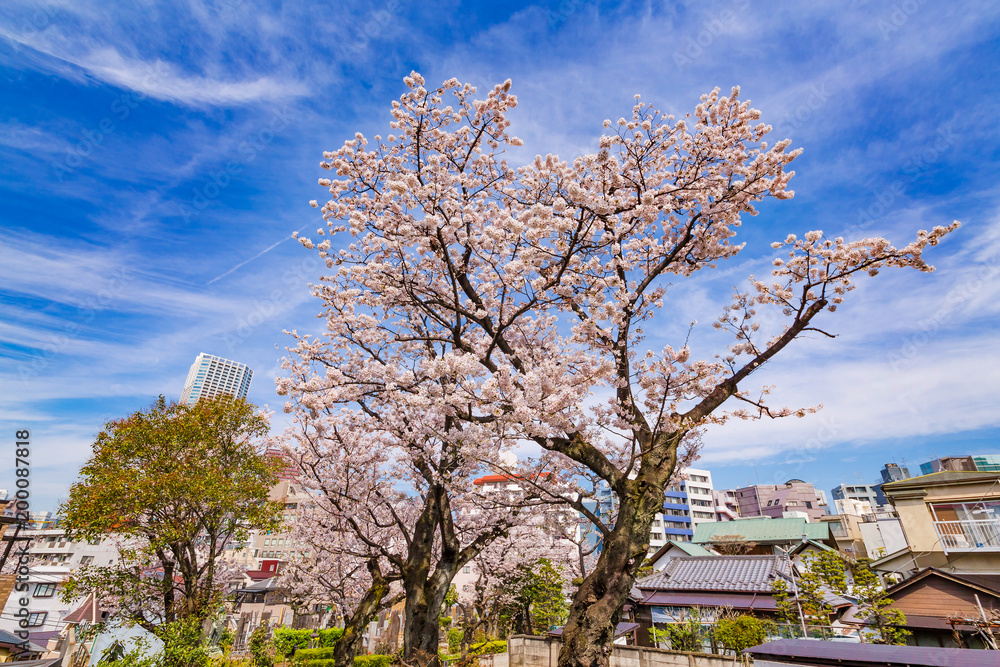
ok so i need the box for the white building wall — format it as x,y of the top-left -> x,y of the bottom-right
0,529 -> 120,637
683,468 -> 717,528
858,518 -> 908,559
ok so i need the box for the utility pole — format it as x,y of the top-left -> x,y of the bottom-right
775,541 -> 809,638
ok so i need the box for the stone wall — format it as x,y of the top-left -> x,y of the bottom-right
500,636 -> 740,667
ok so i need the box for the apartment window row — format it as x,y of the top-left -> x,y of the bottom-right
689,475 -> 709,483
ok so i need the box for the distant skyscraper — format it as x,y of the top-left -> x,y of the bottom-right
180,353 -> 253,405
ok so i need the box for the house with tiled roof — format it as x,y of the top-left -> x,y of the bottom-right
629,555 -> 853,648
0,628 -> 48,662
647,540 -> 716,571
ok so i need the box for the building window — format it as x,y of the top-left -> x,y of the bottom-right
26,612 -> 47,626
80,556 -> 94,566
34,583 -> 57,597
463,566 -> 471,574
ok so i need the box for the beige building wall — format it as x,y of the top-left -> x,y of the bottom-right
877,471 -> 1000,576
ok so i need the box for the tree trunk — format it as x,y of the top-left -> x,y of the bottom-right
402,591 -> 445,666
401,489 -> 448,667
335,559 -> 390,667
557,459 -> 674,667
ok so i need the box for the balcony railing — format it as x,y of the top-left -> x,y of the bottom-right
934,519 -> 1000,551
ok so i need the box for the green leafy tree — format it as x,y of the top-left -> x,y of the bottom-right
851,559 -> 910,645
60,396 -> 282,665
662,612 -> 707,652
769,579 -> 800,627
525,559 -> 569,633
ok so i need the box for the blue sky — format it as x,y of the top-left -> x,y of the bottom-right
1,1 -> 999,511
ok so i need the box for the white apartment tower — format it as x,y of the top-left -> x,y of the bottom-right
180,353 -> 253,405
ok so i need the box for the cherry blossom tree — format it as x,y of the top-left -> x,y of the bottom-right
280,515 -> 400,667
278,401 -> 561,665
291,72 -> 958,667
451,522 -> 577,652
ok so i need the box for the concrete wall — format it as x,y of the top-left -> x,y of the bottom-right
502,635 -> 737,667
858,518 -> 906,559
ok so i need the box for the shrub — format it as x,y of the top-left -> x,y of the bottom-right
291,648 -> 336,663
276,629 -> 344,659
447,628 -> 463,654
353,656 -> 393,667
467,641 -> 506,656
296,656 -> 391,667
714,615 -> 774,653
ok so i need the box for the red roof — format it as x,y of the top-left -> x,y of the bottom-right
474,475 -> 516,485
473,472 -> 552,485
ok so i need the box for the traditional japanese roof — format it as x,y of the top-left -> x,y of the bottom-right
744,638 -> 983,666
885,567 -> 1000,599
635,555 -> 792,594
788,539 -> 836,555
692,517 -> 829,544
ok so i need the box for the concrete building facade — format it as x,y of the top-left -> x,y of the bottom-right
831,482 -> 888,510
874,470 -> 1000,578
731,480 -> 829,522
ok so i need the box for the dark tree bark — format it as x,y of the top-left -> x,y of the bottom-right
557,447 -> 677,667
400,484 -> 507,667
335,559 -> 393,667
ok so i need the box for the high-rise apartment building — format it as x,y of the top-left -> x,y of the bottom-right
180,353 -> 253,405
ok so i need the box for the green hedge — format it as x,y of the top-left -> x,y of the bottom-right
468,641 -> 505,656
295,656 -> 391,667
441,640 -> 507,661
275,629 -> 344,658
354,656 -> 393,667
